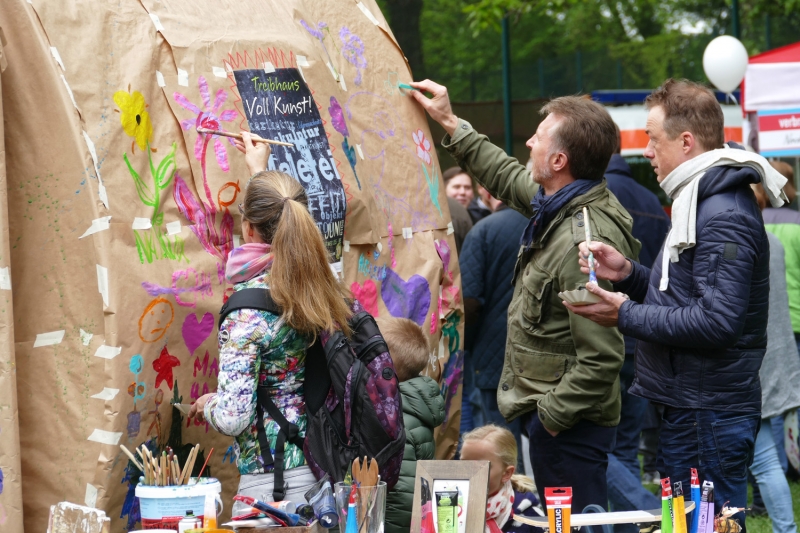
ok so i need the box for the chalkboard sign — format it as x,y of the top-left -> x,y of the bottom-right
234,68 -> 346,260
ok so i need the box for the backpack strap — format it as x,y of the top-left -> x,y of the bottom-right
256,386 -> 305,501
218,288 -> 281,328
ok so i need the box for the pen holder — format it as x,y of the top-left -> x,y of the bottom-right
334,481 -> 387,533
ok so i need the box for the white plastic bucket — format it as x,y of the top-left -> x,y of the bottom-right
135,478 -> 222,530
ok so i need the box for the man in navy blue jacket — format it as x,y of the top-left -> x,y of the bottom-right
604,133 -> 670,521
568,79 -> 772,532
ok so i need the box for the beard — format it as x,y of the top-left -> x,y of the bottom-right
531,156 -> 553,185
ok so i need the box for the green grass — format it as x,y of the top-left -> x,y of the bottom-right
746,478 -> 800,533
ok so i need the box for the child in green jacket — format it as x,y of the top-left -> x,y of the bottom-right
380,317 -> 445,533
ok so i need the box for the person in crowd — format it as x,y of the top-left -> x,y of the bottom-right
444,166 -> 475,207
748,183 -> 800,533
567,79 -> 788,532
460,425 -> 542,533
189,132 -> 353,505
447,196 -> 473,254
460,196 -> 529,455
381,317 -> 445,533
469,184 -> 495,223
603,126 -> 669,528
409,79 -> 640,512
761,161 -> 800,474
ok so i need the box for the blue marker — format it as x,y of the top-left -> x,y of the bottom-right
689,468 -> 701,533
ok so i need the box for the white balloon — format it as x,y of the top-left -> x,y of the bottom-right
703,35 -> 749,93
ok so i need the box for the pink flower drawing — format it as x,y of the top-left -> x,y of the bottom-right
174,76 -> 238,176
413,129 -> 432,165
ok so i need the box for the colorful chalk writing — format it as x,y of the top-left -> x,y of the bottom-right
223,445 -> 236,464
233,67 -> 346,259
381,267 -> 431,326
193,351 -> 220,379
153,345 -> 180,390
300,20 -> 341,80
138,297 -> 175,343
182,312 -> 215,356
339,27 -> 367,85
350,280 -> 379,316
358,253 -> 387,281
141,267 -> 213,306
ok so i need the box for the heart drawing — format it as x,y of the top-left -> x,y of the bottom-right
182,312 -> 214,355
380,268 -> 431,326
351,280 -> 379,316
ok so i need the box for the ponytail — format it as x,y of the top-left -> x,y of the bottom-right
241,171 -> 352,336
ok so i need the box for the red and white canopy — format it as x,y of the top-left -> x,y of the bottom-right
743,41 -> 800,113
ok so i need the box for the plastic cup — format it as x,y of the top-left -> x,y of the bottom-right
334,481 -> 387,533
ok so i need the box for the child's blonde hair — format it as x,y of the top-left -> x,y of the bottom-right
462,424 -> 535,493
379,317 -> 430,382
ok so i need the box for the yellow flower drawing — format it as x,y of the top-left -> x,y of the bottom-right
114,88 -> 153,153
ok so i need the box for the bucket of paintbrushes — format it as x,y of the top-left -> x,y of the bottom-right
334,481 -> 386,533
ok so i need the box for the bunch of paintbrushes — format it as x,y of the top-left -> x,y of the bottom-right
119,443 -> 201,486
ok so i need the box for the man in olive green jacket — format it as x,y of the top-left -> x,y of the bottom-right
410,81 -> 639,511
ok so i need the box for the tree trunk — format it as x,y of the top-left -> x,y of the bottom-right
384,0 -> 425,78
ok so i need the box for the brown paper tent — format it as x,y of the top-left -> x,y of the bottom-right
0,1 -> 464,530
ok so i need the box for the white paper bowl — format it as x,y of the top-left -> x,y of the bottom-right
558,289 -> 602,306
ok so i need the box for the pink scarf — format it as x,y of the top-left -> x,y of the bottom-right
225,243 -> 274,283
486,481 -> 515,533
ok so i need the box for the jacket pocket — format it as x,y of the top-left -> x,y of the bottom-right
521,277 -> 552,326
512,343 -> 569,382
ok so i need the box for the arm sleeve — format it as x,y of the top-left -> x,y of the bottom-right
204,310 -> 272,436
613,259 -> 652,303
442,120 -> 537,217
537,245 -> 625,432
618,213 -> 760,349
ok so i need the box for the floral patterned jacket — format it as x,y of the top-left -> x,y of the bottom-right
204,271 -> 310,475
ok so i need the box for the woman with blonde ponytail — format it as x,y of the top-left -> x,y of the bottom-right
189,132 -> 351,506
461,425 -> 543,533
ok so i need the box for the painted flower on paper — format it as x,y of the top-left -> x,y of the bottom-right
300,19 -> 325,40
173,76 -> 238,172
413,129 -> 432,165
114,88 -> 153,153
339,27 -> 367,85
328,96 -> 349,137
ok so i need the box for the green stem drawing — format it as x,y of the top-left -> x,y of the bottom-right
123,142 -> 178,226
421,163 -> 443,218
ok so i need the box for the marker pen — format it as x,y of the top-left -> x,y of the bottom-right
673,481 -> 687,533
661,478 -> 674,533
704,482 -> 715,533
689,469 -> 701,533
697,482 -> 711,533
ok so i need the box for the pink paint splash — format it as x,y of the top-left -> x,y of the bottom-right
173,172 -> 234,265
351,280 -> 379,316
430,312 -> 437,334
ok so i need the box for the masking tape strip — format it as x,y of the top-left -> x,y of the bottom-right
357,2 -> 380,25
296,55 -> 310,67
447,222 -> 455,235
156,70 -> 166,87
402,227 -> 413,239
94,345 -> 121,360
339,75 -> 347,92
50,46 -> 65,71
85,484 -> 98,509
80,328 -> 93,346
326,61 -> 338,80
355,144 -> 364,160
297,64 -> 305,82
132,217 -> 152,230
33,330 -> 66,348
264,62 -> 275,74
61,74 -> 78,109
82,131 -> 109,210
96,264 -> 109,307
87,429 -> 123,445
149,13 -> 164,32
177,68 -> 189,87
377,242 -> 383,252
233,235 -> 241,248
330,261 -> 343,279
0,266 -> 10,290
90,387 -> 120,401
212,66 -> 227,78
166,220 -> 182,235
79,216 -> 112,239
343,240 -> 350,252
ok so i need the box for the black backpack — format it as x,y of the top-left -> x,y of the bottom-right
219,289 -> 406,500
